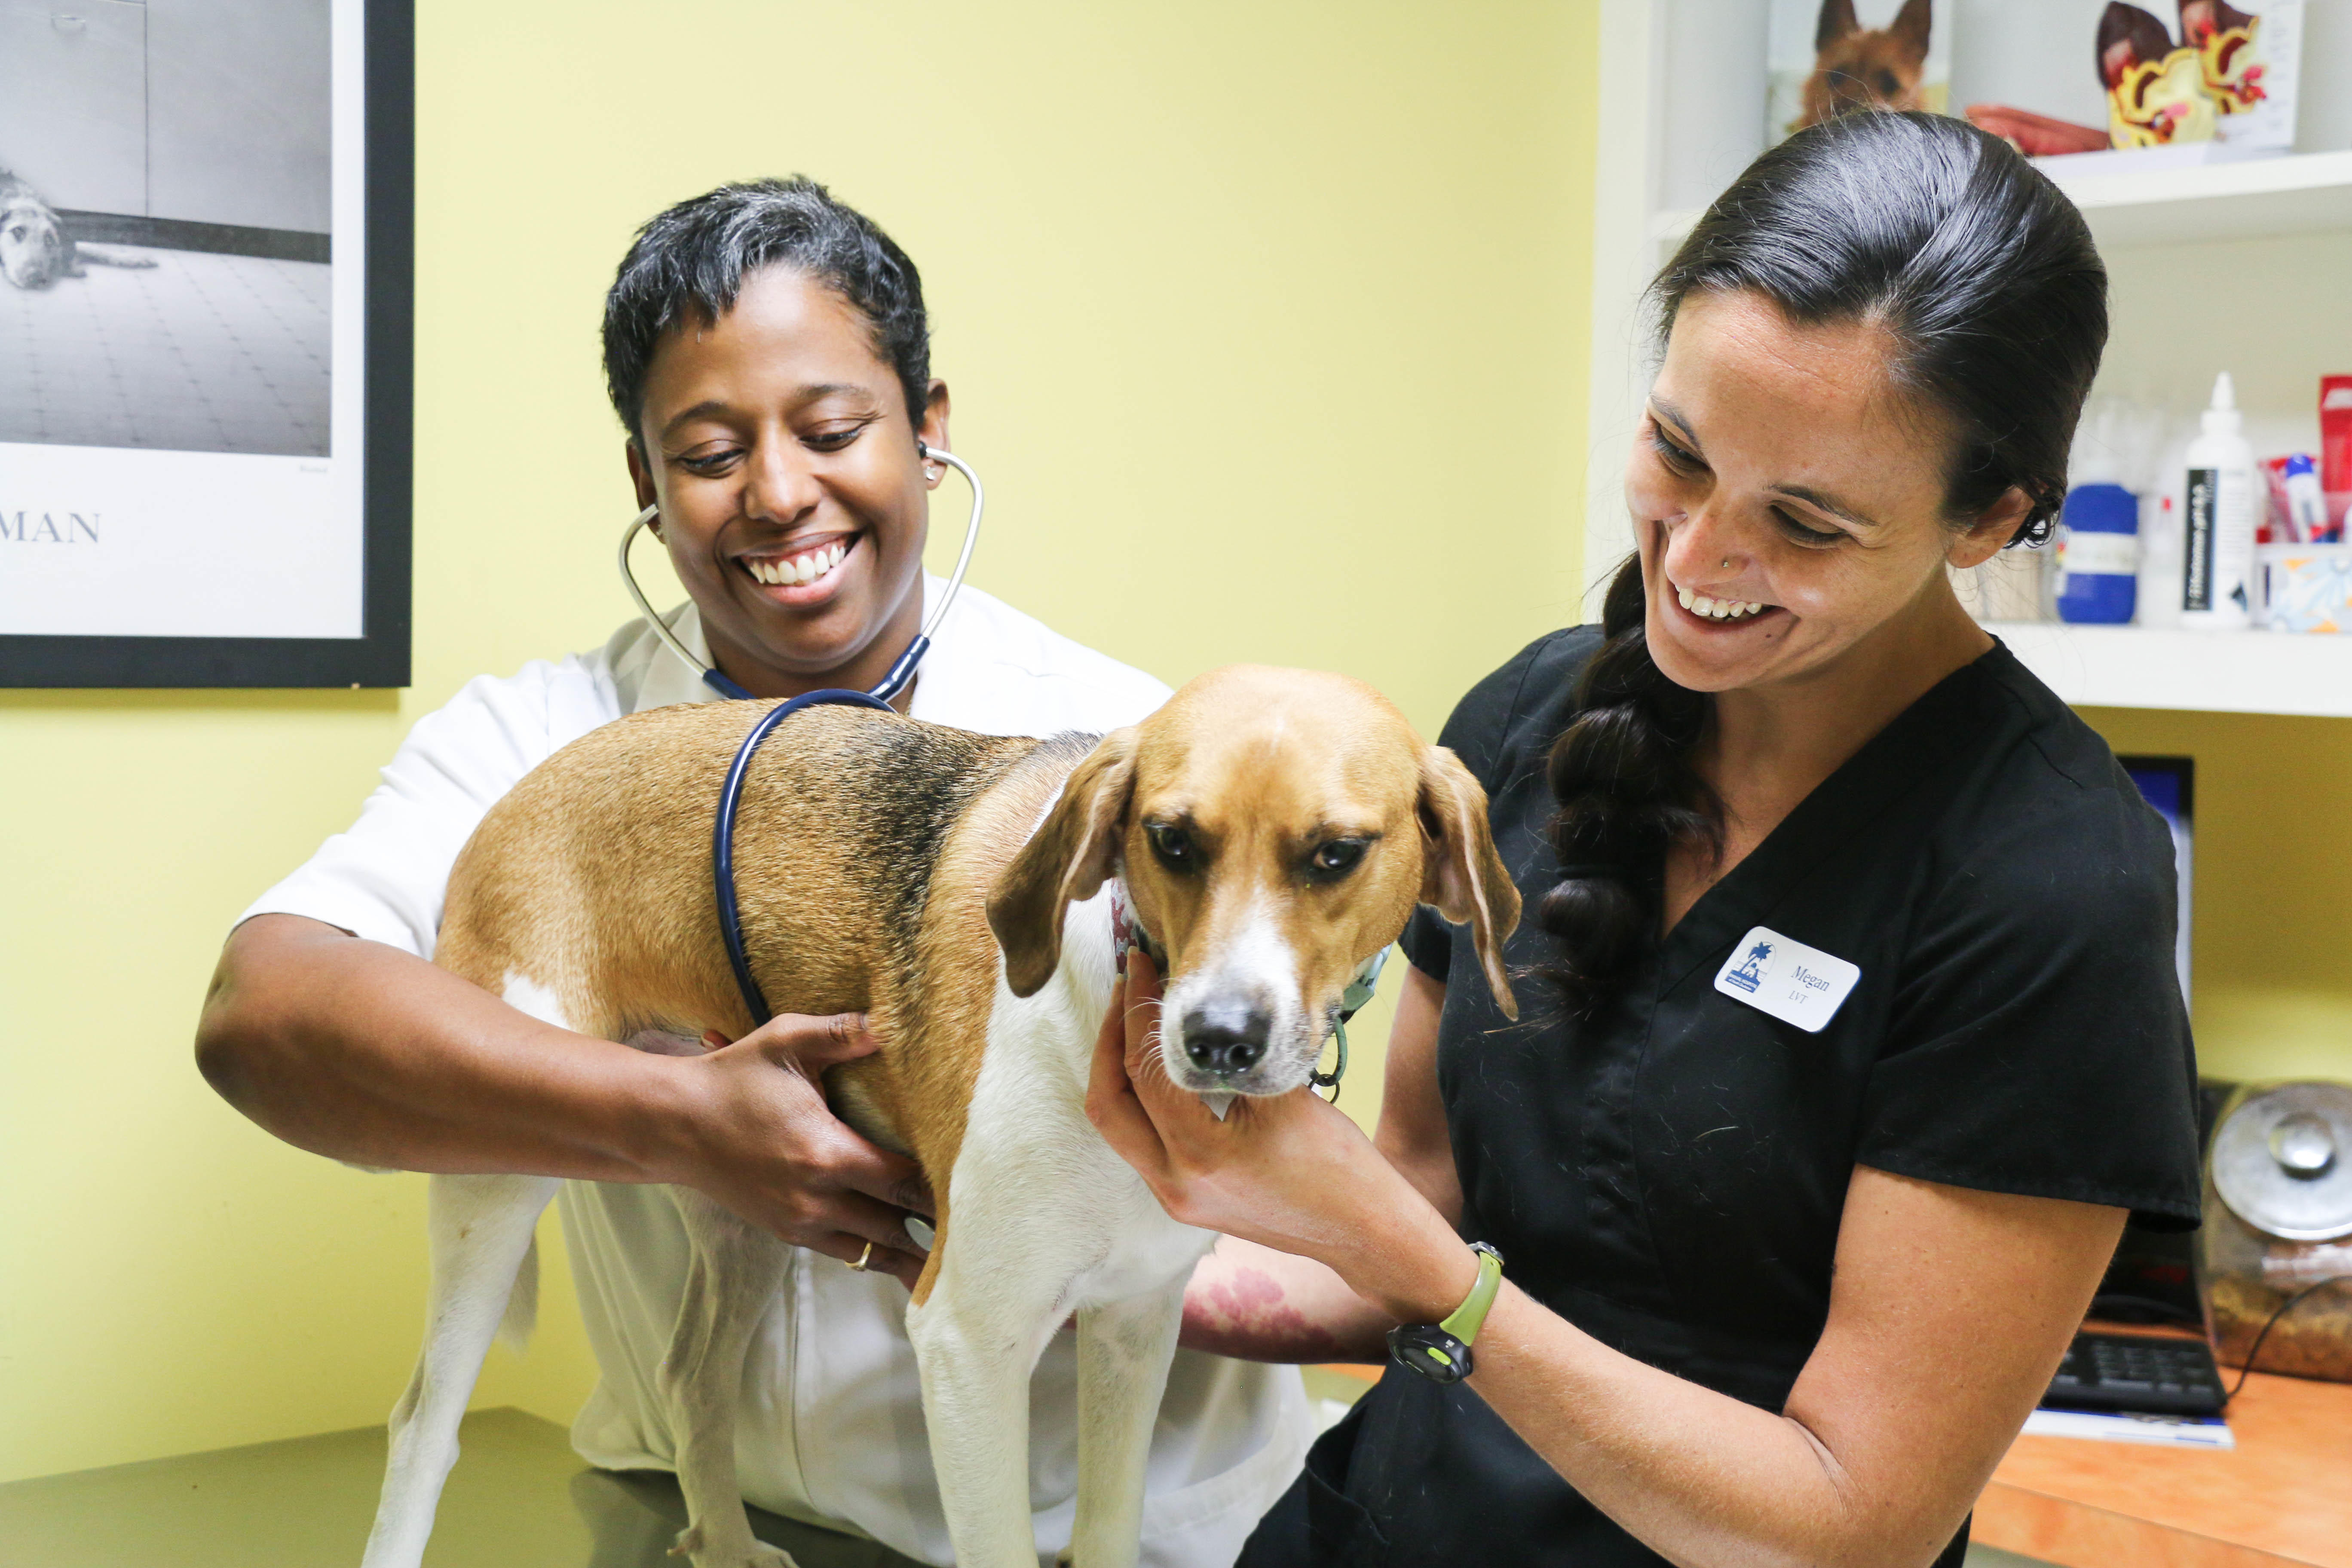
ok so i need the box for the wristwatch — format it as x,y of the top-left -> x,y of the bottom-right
1387,1242 -> 1504,1384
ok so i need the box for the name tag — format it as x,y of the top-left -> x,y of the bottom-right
1713,925 -> 1859,1033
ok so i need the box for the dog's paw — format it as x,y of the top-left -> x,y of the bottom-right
667,1525 -> 799,1568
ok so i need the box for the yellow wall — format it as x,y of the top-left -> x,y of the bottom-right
2080,709 -> 2352,1089
0,1 -> 1599,1481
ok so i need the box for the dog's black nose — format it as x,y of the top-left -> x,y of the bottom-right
1182,999 -> 1271,1075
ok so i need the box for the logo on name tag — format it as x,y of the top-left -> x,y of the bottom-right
1713,925 -> 1859,1033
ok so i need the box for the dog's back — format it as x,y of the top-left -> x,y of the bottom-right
436,700 -> 1088,1169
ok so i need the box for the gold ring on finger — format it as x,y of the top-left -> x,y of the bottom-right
850,1240 -> 875,1272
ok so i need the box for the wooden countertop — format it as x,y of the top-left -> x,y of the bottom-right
1977,1364 -> 2352,1568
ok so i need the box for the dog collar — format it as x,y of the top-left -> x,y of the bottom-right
1317,946 -> 1387,1102
1108,882 -> 1169,971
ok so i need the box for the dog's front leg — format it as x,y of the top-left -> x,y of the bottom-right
906,1262 -> 1065,1568
1068,1278 -> 1188,1568
662,1188 -> 797,1568
363,1172 -> 560,1568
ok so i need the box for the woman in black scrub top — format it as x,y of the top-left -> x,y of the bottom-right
1090,112 -> 2202,1568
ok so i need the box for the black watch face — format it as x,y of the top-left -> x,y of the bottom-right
1387,1323 -> 1473,1384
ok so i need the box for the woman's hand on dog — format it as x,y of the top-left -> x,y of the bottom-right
665,1012 -> 936,1289
1087,952 -> 1479,1327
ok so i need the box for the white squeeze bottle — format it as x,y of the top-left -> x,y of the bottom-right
2180,372 -> 2257,630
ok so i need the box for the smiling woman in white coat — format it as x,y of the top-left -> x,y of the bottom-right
194,176 -> 1313,1568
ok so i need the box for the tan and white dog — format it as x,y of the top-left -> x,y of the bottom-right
361,664 -> 1519,1568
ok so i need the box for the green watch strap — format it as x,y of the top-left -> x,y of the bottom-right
1439,1242 -> 1504,1347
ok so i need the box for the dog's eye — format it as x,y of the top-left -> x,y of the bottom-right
1307,839 -> 1367,881
1145,822 -> 1197,873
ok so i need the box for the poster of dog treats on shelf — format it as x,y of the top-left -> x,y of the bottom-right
1956,0 -> 2302,169
0,0 -> 412,688
1765,0 -> 1955,148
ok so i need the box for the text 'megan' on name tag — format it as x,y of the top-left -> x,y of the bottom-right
1713,925 -> 1860,1033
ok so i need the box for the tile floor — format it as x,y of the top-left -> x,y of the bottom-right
0,244 -> 331,457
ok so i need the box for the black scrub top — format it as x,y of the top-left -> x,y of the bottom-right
1241,628 -> 2202,1568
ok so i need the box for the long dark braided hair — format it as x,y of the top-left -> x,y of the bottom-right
1538,111 -> 2107,1016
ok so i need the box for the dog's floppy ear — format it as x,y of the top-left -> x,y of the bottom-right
988,728 -> 1139,997
1416,745 -> 1521,1020
1889,0 -> 1933,60
1815,0 -> 1860,49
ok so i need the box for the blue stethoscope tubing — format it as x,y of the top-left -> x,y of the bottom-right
616,444 -> 985,1027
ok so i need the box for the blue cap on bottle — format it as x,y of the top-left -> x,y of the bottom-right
2061,481 -> 2138,534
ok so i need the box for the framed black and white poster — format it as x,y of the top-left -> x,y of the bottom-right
0,0 -> 411,687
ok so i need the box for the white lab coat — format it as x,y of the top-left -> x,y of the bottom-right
242,580 -> 1313,1567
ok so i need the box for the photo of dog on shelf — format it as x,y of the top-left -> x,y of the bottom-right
1766,0 -> 1951,146
0,0 -> 332,459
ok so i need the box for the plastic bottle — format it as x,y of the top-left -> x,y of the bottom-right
2181,372 -> 2257,631
2055,482 -> 2139,623
2282,454 -> 2331,542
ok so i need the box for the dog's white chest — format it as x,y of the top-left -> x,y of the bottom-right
1065,1156 -> 1218,1310
942,928 -> 1218,1313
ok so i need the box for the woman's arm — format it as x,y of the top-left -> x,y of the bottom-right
196,913 -> 934,1283
1096,954 -> 2122,1568
1178,965 -> 1461,1360
1464,1170 -> 2118,1568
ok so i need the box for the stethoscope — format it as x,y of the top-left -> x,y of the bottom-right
617,442 -> 984,1028
617,449 -> 1364,1100
616,441 -> 984,705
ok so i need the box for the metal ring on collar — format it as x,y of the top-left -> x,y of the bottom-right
1310,1020 -> 1350,1102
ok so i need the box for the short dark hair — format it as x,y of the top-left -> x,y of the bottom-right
601,177 -> 931,446
1539,112 -> 2110,1018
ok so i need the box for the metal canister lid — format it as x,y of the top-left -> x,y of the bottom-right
2211,1081 -> 2352,1242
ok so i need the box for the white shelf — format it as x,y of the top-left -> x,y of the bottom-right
1987,621 -> 2352,718
1650,147 -> 2352,254
2049,148 -> 2352,248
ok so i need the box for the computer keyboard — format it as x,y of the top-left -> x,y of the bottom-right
2041,1331 -> 2226,1416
